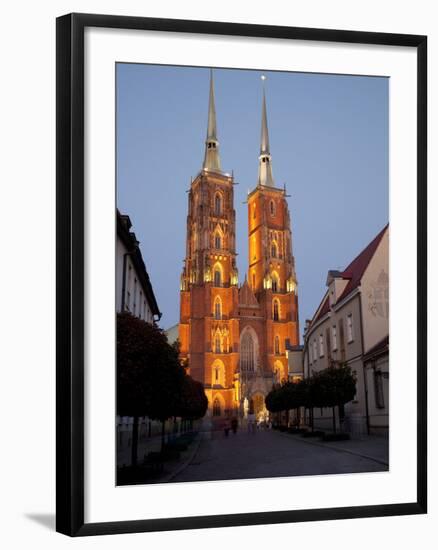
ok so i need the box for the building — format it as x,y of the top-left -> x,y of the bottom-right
303,225 -> 389,435
116,210 -> 161,322
286,344 -> 304,381
116,210 -> 162,464
179,73 -> 300,422
165,323 -> 179,345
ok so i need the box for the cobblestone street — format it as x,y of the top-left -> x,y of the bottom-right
172,428 -> 388,483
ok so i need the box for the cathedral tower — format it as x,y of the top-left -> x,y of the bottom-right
179,71 -> 240,419
246,82 -> 300,382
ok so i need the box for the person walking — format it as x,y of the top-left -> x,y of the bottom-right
223,418 -> 231,437
231,417 -> 238,434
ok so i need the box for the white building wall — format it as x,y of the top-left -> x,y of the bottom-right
360,228 -> 389,353
116,235 -> 154,323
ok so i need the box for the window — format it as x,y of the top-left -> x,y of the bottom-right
271,242 -> 277,258
214,233 -> 221,249
347,314 -> 354,342
273,300 -> 279,321
313,340 -> 317,361
214,193 -> 222,215
272,273 -> 279,293
374,370 -> 385,409
126,264 -> 132,310
213,398 -> 221,416
319,334 -> 324,357
133,278 -> 138,315
214,298 -> 222,320
214,268 -> 221,287
240,331 -> 255,372
274,335 -> 280,355
214,366 -> 219,382
332,325 -> 338,350
270,200 -> 275,216
215,336 -> 221,353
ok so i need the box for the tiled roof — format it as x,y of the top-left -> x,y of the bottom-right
239,278 -> 259,307
363,335 -> 389,360
310,225 -> 388,327
336,224 -> 388,304
313,294 -> 330,324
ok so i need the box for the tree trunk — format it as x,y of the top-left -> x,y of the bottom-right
332,407 -> 336,433
131,415 -> 139,467
311,407 -> 314,432
161,420 -> 166,453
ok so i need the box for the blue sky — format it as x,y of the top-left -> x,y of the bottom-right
116,64 -> 388,334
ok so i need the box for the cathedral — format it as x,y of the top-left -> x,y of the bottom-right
179,72 -> 300,422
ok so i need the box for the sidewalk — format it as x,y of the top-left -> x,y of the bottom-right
281,431 -> 389,466
117,431 -> 203,485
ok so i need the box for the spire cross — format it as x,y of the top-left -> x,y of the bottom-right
257,75 -> 275,187
203,69 -> 222,172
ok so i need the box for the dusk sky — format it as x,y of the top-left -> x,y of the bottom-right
116,64 -> 388,335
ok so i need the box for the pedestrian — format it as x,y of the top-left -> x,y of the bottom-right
224,418 -> 231,437
231,417 -> 238,434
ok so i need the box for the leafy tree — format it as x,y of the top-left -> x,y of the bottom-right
309,365 -> 356,433
178,376 -> 208,422
117,312 -> 185,464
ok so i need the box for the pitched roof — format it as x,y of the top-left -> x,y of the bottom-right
336,224 -> 388,304
313,294 -> 330,324
239,278 -> 259,307
117,210 -> 161,318
310,225 -> 388,327
363,335 -> 389,361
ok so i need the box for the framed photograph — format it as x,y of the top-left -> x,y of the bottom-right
56,13 -> 427,536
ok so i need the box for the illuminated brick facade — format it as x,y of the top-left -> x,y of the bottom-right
179,74 -> 299,420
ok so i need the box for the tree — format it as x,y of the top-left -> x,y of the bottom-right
309,365 -> 356,433
117,312 -> 185,464
178,376 -> 208,422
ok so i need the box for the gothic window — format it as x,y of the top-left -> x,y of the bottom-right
272,272 -> 279,293
270,200 -> 275,216
274,335 -> 280,355
214,267 -> 222,287
214,297 -> 222,320
215,336 -> 221,353
214,193 -> 222,215
214,233 -> 221,249
271,241 -> 278,258
273,299 -> 280,321
213,398 -> 221,416
240,331 -> 255,372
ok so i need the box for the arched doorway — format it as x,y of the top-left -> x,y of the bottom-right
250,392 -> 267,422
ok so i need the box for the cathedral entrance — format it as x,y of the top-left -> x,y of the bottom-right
250,392 -> 267,422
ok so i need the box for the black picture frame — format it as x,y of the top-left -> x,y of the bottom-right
56,12 -> 427,537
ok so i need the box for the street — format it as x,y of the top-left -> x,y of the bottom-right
172,427 -> 388,483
